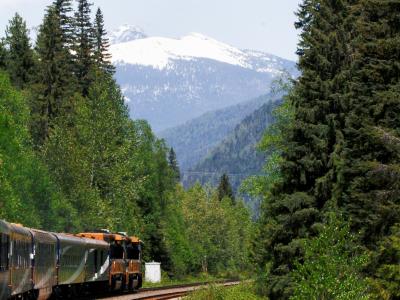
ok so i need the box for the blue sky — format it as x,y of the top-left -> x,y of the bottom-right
0,0 -> 302,61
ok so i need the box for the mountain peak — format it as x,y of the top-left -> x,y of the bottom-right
184,32 -> 213,40
109,25 -> 147,44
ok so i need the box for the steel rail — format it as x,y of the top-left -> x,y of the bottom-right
95,279 -> 241,300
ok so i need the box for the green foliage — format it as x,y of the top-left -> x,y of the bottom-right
0,71 -> 66,230
217,174 -> 234,202
242,97 -> 294,198
168,147 -> 180,182
187,283 -> 264,300
163,183 -> 254,276
73,0 -> 95,95
160,94 -> 275,172
43,70 -> 141,232
368,224 -> 400,300
290,214 -> 370,300
4,13 -> 35,89
30,4 -> 75,146
186,99 -> 280,197
252,1 -> 400,298
53,0 -> 74,48
0,39 -> 6,69
93,8 -> 114,75
333,0 -> 400,248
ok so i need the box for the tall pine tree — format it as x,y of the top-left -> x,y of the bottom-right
73,0 -> 95,95
93,8 -> 115,75
53,0 -> 74,47
0,39 -> 6,69
30,5 -> 75,146
255,0 -> 354,298
168,147 -> 180,183
217,173 -> 234,202
4,13 -> 35,89
335,0 -> 400,270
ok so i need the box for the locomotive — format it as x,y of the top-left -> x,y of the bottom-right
0,219 -> 142,300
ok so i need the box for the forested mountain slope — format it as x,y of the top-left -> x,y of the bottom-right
183,100 -> 280,192
159,94 -> 280,171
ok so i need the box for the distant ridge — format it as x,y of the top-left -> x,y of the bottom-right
159,93 -> 280,171
183,99 -> 281,193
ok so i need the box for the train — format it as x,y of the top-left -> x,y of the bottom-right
0,219 -> 143,300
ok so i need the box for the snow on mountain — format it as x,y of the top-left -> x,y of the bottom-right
109,24 -> 147,44
109,26 -> 298,132
110,32 -> 251,70
109,29 -> 291,75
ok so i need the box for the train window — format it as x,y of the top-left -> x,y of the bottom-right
94,250 -> 98,273
126,244 -> 140,260
0,234 -> 9,271
110,243 -> 124,259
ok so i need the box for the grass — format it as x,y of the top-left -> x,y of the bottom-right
142,272 -> 227,288
185,282 -> 265,300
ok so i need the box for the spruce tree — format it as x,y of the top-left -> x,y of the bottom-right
217,173 -> 234,202
53,0 -> 74,46
0,39 -> 6,69
30,5 -> 75,146
255,0 -> 354,298
168,147 -> 181,182
73,0 -> 95,95
336,0 -> 400,254
93,8 -> 115,75
4,13 -> 35,89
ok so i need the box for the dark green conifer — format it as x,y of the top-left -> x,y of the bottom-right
4,13 -> 35,89
168,148 -> 181,182
30,5 -> 75,146
255,0 -> 354,298
0,39 -> 6,69
73,0 -> 95,95
93,8 -> 115,75
336,0 -> 400,250
217,173 -> 234,202
53,0 -> 74,46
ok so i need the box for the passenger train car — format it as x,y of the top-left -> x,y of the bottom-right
0,220 -> 142,300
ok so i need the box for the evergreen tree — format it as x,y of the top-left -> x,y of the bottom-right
217,173 -> 234,202
93,8 -> 114,75
73,0 -> 95,95
4,13 -> 35,89
333,2 -> 400,295
335,0 -> 400,247
53,0 -> 74,47
43,69 -> 142,232
30,5 -> 75,146
0,39 -> 6,69
254,1 -> 354,298
168,147 -> 180,182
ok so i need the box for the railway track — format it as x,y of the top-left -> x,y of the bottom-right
95,280 -> 241,300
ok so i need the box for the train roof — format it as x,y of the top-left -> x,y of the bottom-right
76,232 -> 141,244
0,219 -> 10,234
0,219 -> 141,244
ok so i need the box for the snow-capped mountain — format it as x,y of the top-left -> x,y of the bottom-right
109,25 -> 298,132
109,25 -> 147,44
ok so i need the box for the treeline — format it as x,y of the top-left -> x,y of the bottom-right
163,183 -> 253,276
0,0 -> 177,263
249,0 -> 400,299
0,0 -> 254,276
